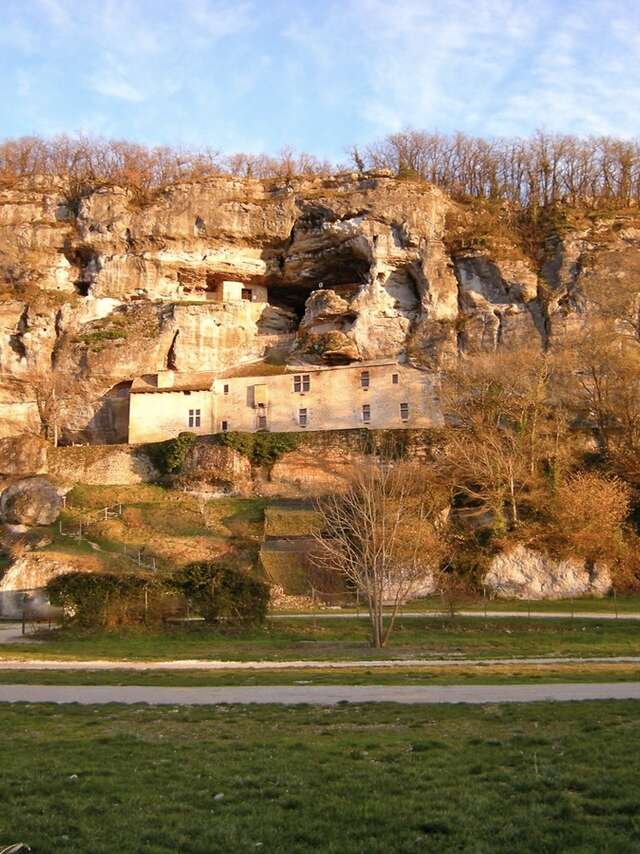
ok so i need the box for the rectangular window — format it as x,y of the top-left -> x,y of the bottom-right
293,374 -> 310,393
400,403 -> 409,421
221,420 -> 228,432
392,373 -> 399,385
257,415 -> 267,430
362,404 -> 371,423
223,384 -> 229,395
188,408 -> 201,428
298,408 -> 308,427
241,288 -> 252,301
361,371 -> 370,389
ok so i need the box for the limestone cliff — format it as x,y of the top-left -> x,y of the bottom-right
1,170 -> 639,443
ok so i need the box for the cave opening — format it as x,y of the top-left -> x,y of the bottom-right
267,284 -> 316,321
65,243 -> 100,297
74,280 -> 91,296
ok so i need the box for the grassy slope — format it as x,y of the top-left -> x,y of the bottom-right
1,701 -> 640,852
3,616 -> 640,661
41,486 -> 266,572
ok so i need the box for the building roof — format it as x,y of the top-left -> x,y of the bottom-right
216,357 -> 399,380
131,359 -> 406,393
130,372 -> 216,394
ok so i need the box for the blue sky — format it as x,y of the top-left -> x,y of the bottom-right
2,0 -> 639,162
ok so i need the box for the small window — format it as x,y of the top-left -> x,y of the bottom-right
223,384 -> 229,395
241,288 -> 252,301
257,415 -> 267,430
362,404 -> 371,423
221,420 -> 228,432
361,371 -> 370,389
188,408 -> 201,428
293,374 -> 310,393
400,403 -> 409,421
299,408 -> 308,427
392,373 -> 399,385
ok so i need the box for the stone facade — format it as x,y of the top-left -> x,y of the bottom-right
128,360 -> 440,444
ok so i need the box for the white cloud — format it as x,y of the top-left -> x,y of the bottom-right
36,0 -> 70,30
89,74 -> 146,103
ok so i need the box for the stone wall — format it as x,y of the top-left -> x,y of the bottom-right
48,444 -> 159,486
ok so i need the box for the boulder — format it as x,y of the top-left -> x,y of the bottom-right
0,477 -> 63,526
0,434 -> 48,477
0,552 -> 94,618
177,440 -> 253,494
484,544 -> 611,599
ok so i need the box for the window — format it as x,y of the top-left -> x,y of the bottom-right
361,371 -> 370,389
188,408 -> 201,428
400,403 -> 409,421
362,404 -> 371,423
257,415 -> 267,430
392,373 -> 399,385
223,384 -> 229,395
298,408 -> 308,427
241,288 -> 252,301
221,420 -> 228,432
293,374 -> 310,393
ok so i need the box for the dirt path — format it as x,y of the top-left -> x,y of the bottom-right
2,682 -> 640,705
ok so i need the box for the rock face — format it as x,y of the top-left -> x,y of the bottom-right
0,434 -> 48,476
0,552 -> 94,618
177,441 -> 253,494
484,544 -> 612,599
1,171 -> 639,443
0,477 -> 63,525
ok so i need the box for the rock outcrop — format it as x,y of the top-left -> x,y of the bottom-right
0,552 -> 95,618
484,544 -> 612,599
0,477 -> 62,526
1,171 -> 639,443
0,434 -> 48,477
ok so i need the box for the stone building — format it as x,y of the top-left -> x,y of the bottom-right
128,359 -> 439,444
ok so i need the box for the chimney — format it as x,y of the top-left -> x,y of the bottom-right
157,370 -> 175,389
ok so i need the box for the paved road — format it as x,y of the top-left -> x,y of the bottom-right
2,655 -> 640,671
1,682 -> 640,705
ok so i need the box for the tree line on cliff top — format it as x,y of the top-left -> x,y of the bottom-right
2,129 -> 640,210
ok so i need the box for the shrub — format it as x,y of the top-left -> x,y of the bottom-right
214,431 -> 300,467
46,571 -> 155,628
168,561 -> 269,625
147,432 -> 197,474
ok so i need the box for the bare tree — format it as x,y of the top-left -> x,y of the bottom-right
439,351 -> 568,531
311,461 -> 447,648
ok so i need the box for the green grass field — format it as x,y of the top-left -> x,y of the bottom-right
2,663 -> 640,687
3,616 -> 640,662
1,701 -> 639,852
